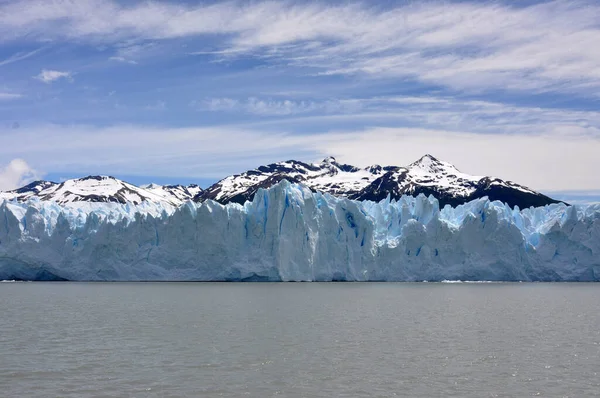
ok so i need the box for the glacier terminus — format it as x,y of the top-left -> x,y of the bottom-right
1,181 -> 598,282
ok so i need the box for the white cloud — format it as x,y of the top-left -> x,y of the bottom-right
108,56 -> 138,64
196,98 -> 240,112
545,189 -> 600,205
1,122 -> 599,191
34,69 -> 72,83
244,97 -> 325,116
0,159 -> 41,191
144,101 -> 166,111
0,92 -> 23,100
2,1 -> 599,95
196,97 -> 334,115
108,41 -> 156,64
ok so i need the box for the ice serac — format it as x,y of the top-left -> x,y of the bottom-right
0,181 -> 598,282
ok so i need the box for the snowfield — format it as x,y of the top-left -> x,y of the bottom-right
0,181 -> 598,281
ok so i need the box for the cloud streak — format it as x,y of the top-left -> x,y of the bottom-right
0,92 -> 23,100
194,97 -> 342,116
0,47 -> 43,67
201,95 -> 600,138
108,56 -> 138,65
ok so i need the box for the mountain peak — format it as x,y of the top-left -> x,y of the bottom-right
366,164 -> 383,174
143,183 -> 162,189
321,156 -> 337,164
408,154 -> 460,174
423,153 -> 439,161
411,154 -> 441,165
77,175 -> 118,181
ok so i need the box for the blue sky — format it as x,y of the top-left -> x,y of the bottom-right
0,0 -> 599,201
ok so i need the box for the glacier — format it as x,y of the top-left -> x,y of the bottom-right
0,181 -> 599,282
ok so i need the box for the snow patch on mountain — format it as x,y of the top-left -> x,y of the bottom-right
142,183 -> 202,203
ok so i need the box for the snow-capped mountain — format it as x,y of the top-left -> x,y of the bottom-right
0,155 -> 561,208
0,176 -> 201,206
196,155 -> 562,208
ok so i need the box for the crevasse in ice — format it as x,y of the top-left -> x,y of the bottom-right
0,181 -> 598,281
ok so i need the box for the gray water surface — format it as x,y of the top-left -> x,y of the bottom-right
1,282 -> 599,397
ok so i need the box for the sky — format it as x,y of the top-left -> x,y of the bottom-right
0,0 -> 599,202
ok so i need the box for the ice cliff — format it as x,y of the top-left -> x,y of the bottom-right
1,181 -> 598,281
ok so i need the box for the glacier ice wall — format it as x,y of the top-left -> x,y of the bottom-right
1,181 -> 599,281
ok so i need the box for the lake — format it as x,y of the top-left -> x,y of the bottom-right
1,282 -> 599,397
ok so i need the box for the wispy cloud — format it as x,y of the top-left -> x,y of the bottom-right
2,1 -> 599,95
0,47 -> 43,67
197,98 -> 240,112
108,56 -> 138,65
199,95 -> 600,138
109,41 -> 157,64
144,101 -> 166,111
545,189 -> 600,205
34,69 -> 72,83
359,96 -> 600,137
244,97 -> 338,116
0,92 -> 23,100
194,97 -> 340,116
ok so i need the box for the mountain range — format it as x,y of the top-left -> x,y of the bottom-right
0,155 -> 562,209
